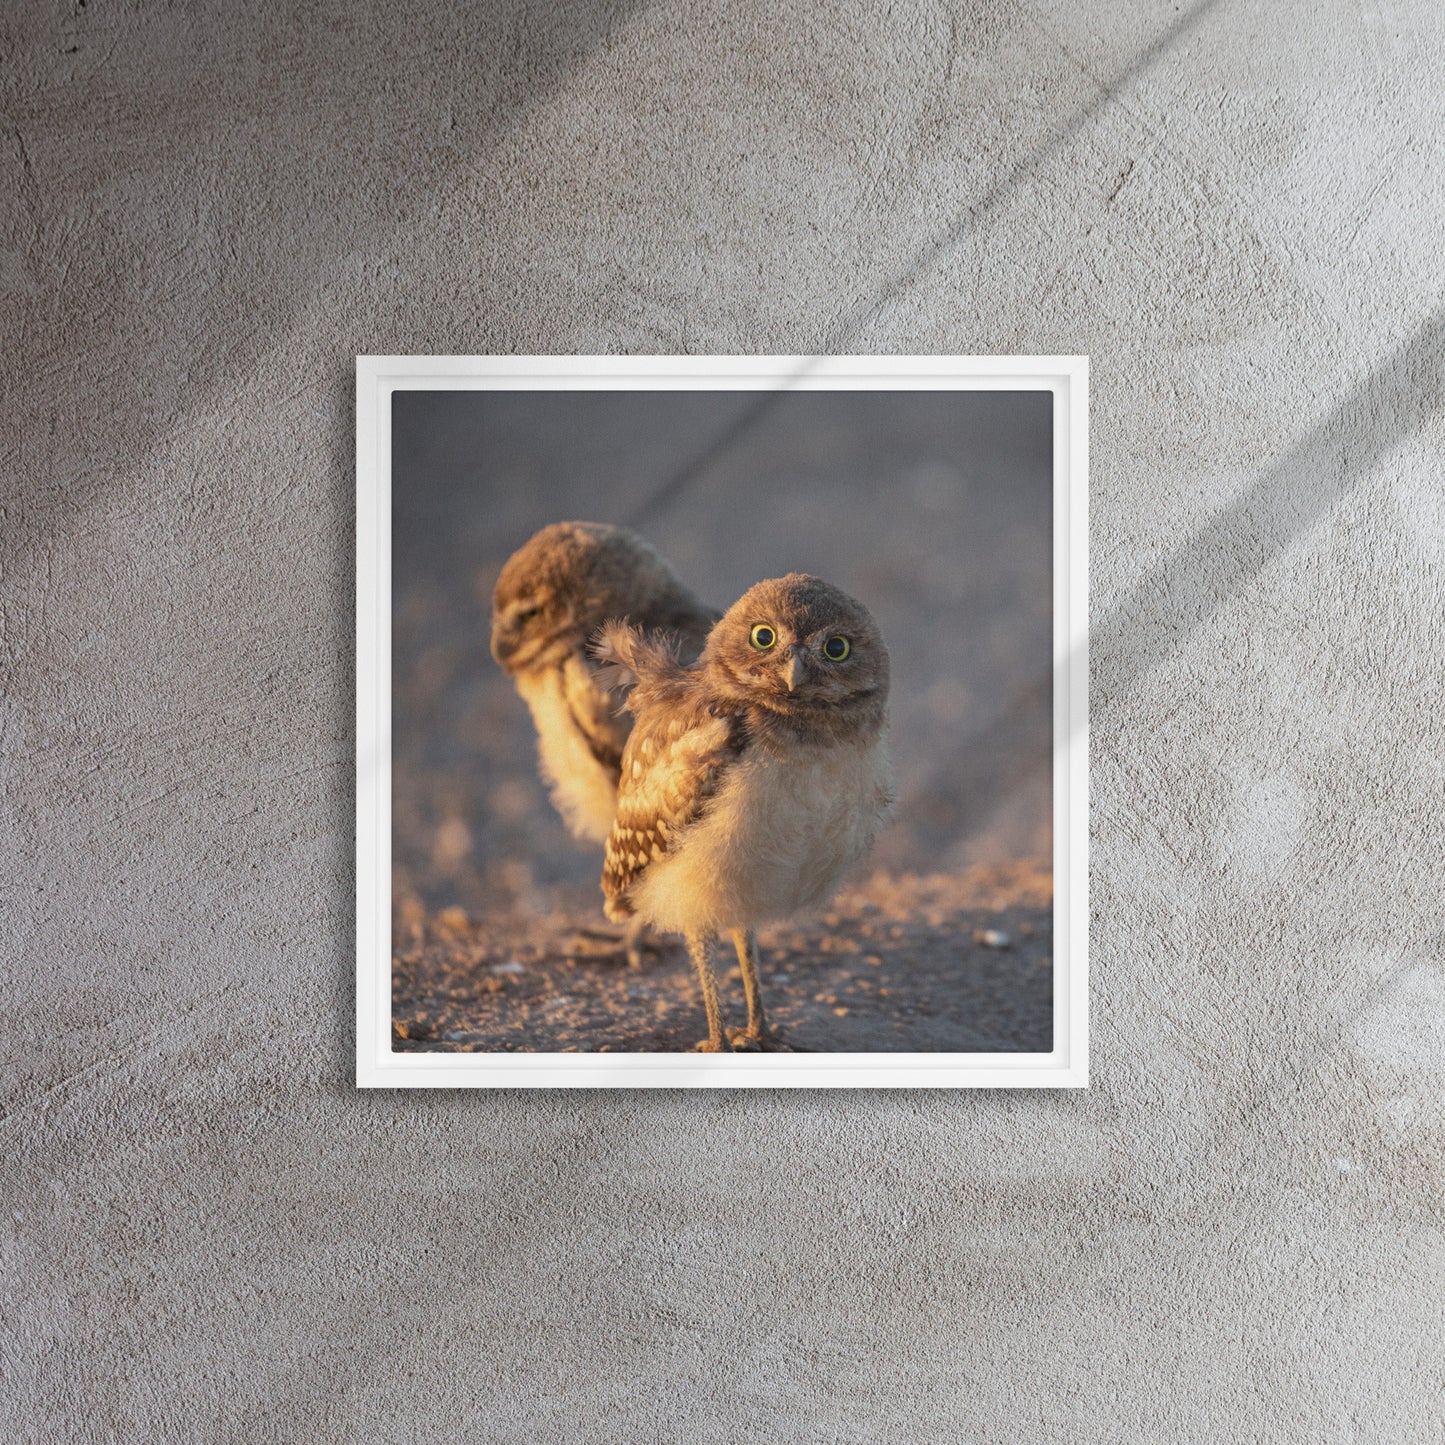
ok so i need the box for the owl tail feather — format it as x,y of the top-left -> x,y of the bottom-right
590,620 -> 684,710
589,621 -> 644,694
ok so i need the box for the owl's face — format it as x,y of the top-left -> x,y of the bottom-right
491,521 -> 665,675
704,574 -> 889,736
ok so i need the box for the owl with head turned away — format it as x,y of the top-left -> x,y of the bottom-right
490,521 -> 718,848
595,572 -> 895,1052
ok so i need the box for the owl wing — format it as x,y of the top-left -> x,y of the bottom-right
560,653 -> 629,780
601,698 -> 748,921
649,596 -> 722,664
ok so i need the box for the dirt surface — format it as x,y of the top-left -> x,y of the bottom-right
393,863 -> 1052,1053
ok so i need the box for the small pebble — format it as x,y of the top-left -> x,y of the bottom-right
975,929 -> 1011,949
833,1007 -> 849,1017
492,960 -> 526,975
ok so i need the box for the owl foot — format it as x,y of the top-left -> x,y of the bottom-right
562,929 -> 626,960
563,925 -> 665,969
694,1038 -> 732,1053
727,1025 -> 792,1053
625,924 -> 666,970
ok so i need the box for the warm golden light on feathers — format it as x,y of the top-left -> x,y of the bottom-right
488,521 -> 717,844
597,574 -> 895,1052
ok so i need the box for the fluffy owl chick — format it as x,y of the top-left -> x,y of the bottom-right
597,574 -> 895,1052
490,521 -> 718,844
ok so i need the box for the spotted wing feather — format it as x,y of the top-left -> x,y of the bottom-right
601,700 -> 747,921
590,620 -> 691,703
559,654 -> 628,779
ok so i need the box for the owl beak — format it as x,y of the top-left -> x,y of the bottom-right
489,620 -> 512,667
490,617 -> 522,671
783,650 -> 805,692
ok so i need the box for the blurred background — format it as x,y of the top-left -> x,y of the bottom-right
392,386 -> 1053,929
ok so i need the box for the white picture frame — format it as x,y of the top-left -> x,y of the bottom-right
357,355 -> 1088,1088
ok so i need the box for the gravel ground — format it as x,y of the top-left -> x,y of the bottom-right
392,863 -> 1052,1053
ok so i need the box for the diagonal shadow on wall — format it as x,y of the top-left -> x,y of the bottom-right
624,0 -> 1226,529
0,0 -> 651,594
1091,308 -> 1445,703
917,305 -> 1445,851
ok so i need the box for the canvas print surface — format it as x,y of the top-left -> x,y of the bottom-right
386,385 -> 1058,1060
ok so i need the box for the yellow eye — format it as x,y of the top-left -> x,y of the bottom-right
822,635 -> 851,661
750,623 -> 777,650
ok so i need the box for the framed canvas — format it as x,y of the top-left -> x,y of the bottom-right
357,356 -> 1088,1087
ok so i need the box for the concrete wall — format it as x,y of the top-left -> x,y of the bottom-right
3,1 -> 1441,1439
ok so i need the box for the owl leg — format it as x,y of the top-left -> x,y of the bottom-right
727,928 -> 790,1051
686,931 -> 732,1052
560,920 -> 663,969
624,919 -> 656,970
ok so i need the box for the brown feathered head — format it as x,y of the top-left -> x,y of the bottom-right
700,573 -> 890,742
490,521 -> 714,675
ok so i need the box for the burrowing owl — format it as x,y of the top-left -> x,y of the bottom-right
490,521 -> 718,843
596,573 -> 895,1052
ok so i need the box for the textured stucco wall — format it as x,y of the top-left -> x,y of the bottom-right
3,1 -> 1442,1440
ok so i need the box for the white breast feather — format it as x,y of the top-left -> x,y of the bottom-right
629,732 -> 895,934
514,666 -> 619,843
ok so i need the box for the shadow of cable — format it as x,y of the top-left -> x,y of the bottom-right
622,0 -> 1226,528
820,0 -> 1228,348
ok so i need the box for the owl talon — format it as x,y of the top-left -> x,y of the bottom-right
694,1038 -> 731,1053
727,1025 -> 791,1053
561,932 -> 630,965
624,922 -> 665,970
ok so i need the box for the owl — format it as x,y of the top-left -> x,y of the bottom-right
490,521 -> 718,844
596,573 -> 895,1052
